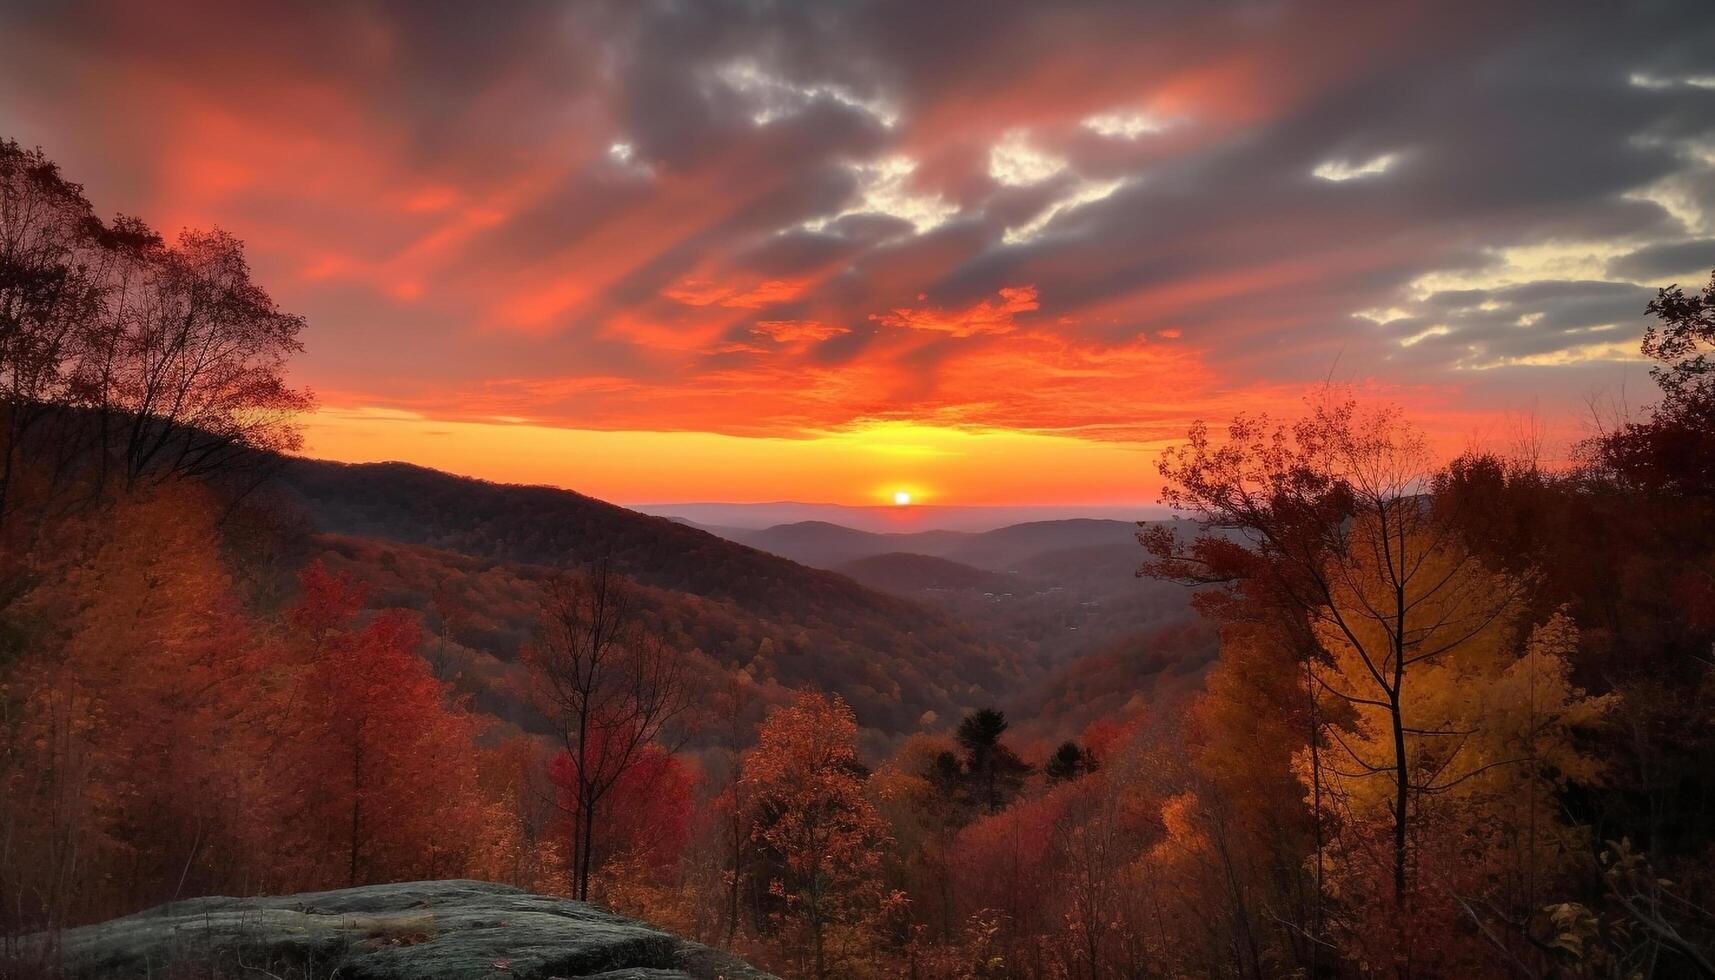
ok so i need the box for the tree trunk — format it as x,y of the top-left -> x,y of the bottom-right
579,794 -> 598,902
349,741 -> 364,887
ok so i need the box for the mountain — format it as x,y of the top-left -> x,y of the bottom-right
733,521 -> 972,568
268,459 -> 1037,748
835,552 -> 1020,595
630,501 -> 1164,532
258,458 -> 1213,750
700,517 -> 1144,572
938,519 -> 1141,570
715,514 -> 1201,673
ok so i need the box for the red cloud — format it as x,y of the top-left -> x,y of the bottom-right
875,286 -> 1041,337
664,278 -> 810,309
752,320 -> 850,343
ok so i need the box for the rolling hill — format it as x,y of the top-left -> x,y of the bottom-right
251,457 -> 1216,750
699,517 -> 1146,572
267,459 -> 1040,748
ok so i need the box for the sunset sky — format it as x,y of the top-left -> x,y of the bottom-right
4,1 -> 1713,506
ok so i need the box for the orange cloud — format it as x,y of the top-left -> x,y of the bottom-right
752,320 -> 850,343
875,286 -> 1041,337
1,0 -> 1638,506
665,277 -> 810,309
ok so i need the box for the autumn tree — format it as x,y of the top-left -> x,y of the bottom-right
708,676 -> 761,945
1144,402 -> 1527,924
873,733 -> 971,942
742,691 -> 897,979
284,563 -> 495,888
526,556 -> 689,901
0,486 -> 261,927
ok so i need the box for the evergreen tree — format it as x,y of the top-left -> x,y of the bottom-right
955,709 -> 1032,813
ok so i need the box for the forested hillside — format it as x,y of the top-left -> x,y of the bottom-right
272,458 -> 1037,743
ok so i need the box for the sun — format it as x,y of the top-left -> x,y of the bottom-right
893,490 -> 912,506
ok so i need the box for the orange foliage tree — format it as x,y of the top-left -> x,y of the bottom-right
741,691 -> 899,979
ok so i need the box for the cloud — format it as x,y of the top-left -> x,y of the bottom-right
802,155 -> 960,237
752,319 -> 850,343
1004,177 -> 1126,245
875,286 -> 1040,337
3,0 -> 1712,463
1313,153 -> 1399,182
1082,109 -> 1170,140
664,278 -> 809,309
988,130 -> 1068,186
1608,238 -> 1715,281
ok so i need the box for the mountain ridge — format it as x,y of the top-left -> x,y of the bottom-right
267,457 -> 1039,747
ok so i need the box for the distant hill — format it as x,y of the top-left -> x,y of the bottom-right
631,500 -> 1163,532
705,517 -> 1143,572
270,459 -> 1036,747
939,519 -> 1140,571
260,458 -> 1213,750
836,552 -> 1019,595
725,516 -> 1202,673
733,521 -> 971,568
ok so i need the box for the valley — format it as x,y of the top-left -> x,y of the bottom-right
266,457 -> 1208,754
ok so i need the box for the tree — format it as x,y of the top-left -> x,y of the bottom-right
955,709 -> 1031,813
549,740 -> 694,886
526,556 -> 689,901
286,563 -> 493,888
0,486 -> 262,926
742,691 -> 897,979
1044,742 -> 1092,784
0,142 -> 313,529
872,734 -> 971,942
0,140 -> 105,527
1144,400 -> 1523,919
87,227 -> 313,491
708,677 -> 760,945
1642,271 -> 1715,411
1304,603 -> 1615,973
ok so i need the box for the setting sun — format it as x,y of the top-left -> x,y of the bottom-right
4,5 -> 1709,977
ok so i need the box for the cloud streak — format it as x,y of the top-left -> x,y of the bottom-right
2,0 -> 1712,495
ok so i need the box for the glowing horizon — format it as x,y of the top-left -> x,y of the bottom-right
5,2 -> 1702,505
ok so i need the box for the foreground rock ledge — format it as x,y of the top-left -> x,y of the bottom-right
56,880 -> 777,980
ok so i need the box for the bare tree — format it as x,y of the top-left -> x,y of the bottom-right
527,556 -> 689,901
1,142 -> 313,528
0,140 -> 104,527
87,227 -> 312,492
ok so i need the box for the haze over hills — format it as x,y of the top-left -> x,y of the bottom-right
691,513 -> 1206,679
694,516 -> 1152,571
632,501 -> 1165,532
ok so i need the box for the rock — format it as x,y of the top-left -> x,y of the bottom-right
54,880 -> 776,980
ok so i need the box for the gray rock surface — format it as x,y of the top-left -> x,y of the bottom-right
54,880 -> 776,980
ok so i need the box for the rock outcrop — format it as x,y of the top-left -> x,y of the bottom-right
53,880 -> 776,980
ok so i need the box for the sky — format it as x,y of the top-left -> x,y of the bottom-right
3,0 -> 1714,508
